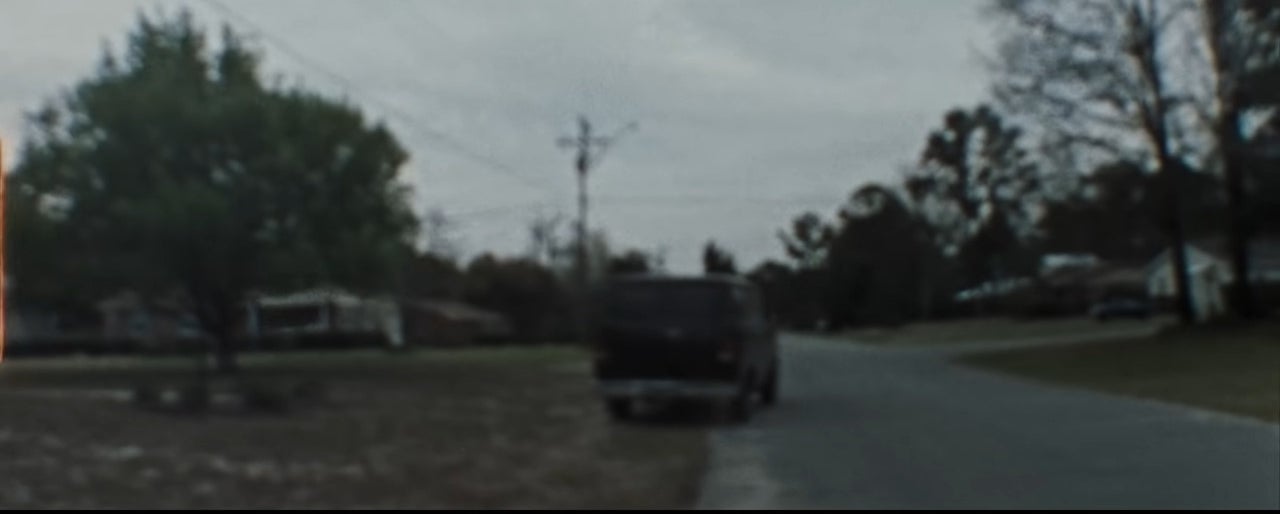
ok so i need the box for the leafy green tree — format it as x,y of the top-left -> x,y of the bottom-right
775,212 -> 834,328
6,11 -> 417,371
607,249 -> 660,276
905,105 -> 1041,288
405,252 -> 466,300
463,254 -> 570,342
745,260 -> 793,323
825,184 -> 950,327
702,241 -> 738,275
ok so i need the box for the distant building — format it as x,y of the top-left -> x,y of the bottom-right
1035,263 -> 1147,315
400,300 -> 512,347
246,289 -> 513,348
983,254 -> 1150,318
1146,237 -> 1280,321
247,287 -> 404,348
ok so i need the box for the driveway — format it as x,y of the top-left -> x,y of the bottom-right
697,334 -> 1280,509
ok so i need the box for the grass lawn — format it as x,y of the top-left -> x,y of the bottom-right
0,346 -> 708,509
962,322 -> 1280,423
840,316 -> 1169,346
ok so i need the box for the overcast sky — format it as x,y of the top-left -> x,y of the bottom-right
1,0 -> 995,272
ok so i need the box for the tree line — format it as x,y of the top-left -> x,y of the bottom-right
2,11 -> 664,370
7,12 -> 421,371
744,0 -> 1280,330
7,3 -> 1277,373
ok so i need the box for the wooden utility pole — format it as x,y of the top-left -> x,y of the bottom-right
557,116 -> 636,339
1,139 -> 6,361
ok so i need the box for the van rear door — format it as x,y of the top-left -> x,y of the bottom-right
593,281 -> 744,381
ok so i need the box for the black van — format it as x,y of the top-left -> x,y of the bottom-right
590,274 -> 780,422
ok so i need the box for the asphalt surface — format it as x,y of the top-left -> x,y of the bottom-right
697,333 -> 1280,510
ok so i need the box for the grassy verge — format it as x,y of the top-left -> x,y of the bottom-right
0,346 -> 707,509
840,316 -> 1167,346
962,322 -> 1280,422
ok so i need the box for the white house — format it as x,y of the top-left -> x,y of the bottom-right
247,287 -> 404,347
1146,237 -> 1280,321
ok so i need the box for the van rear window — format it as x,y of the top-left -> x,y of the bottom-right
604,282 -> 739,322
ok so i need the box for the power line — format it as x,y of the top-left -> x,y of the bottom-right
193,2 -> 850,245
446,201 -> 559,222
197,0 -> 560,194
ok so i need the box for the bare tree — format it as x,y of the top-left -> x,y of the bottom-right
1198,0 -> 1280,318
422,208 -> 460,262
526,211 -> 565,266
651,245 -> 669,272
778,212 -> 833,271
990,0 -> 1202,323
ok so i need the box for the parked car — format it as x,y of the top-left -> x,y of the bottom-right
590,274 -> 780,423
1090,297 -> 1152,321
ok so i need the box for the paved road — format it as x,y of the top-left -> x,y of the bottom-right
697,334 -> 1280,510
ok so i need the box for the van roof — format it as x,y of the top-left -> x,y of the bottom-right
605,273 -> 754,288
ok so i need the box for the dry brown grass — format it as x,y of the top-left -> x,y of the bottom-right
0,347 -> 707,509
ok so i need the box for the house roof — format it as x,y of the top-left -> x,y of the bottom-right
1040,261 -> 1146,289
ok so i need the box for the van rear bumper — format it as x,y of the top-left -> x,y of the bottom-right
598,379 -> 739,400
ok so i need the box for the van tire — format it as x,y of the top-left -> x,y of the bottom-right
730,376 -> 754,423
761,364 -> 779,406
